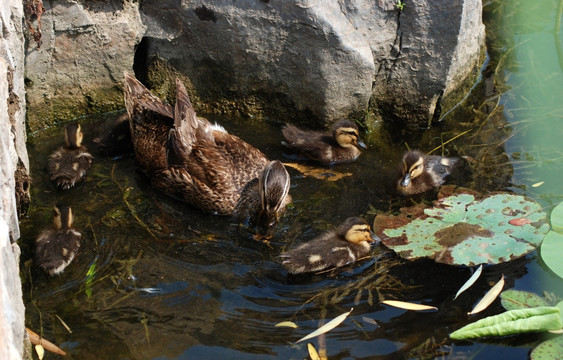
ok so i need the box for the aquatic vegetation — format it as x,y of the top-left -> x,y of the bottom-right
540,201 -> 563,279
374,192 -> 549,266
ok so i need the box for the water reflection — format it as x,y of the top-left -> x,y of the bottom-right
20,2 -> 563,358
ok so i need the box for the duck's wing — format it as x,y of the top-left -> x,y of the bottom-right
124,73 -> 174,172
168,78 -> 213,164
124,73 -> 173,120
281,124 -> 331,163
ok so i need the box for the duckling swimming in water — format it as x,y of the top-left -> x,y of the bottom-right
281,119 -> 366,165
280,217 -> 374,274
396,150 -> 461,195
47,122 -> 93,190
124,73 -> 291,233
35,205 -> 81,276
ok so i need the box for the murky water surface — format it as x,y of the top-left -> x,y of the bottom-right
20,1 -> 563,359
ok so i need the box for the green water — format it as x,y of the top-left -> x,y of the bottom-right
19,1 -> 563,359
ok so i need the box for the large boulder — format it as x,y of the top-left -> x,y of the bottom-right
23,0 -> 484,130
24,0 -> 146,132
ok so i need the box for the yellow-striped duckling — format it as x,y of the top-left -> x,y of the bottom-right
35,205 -> 81,276
47,122 -> 93,190
280,217 -> 374,274
396,150 -> 461,195
281,119 -> 366,165
124,73 -> 291,232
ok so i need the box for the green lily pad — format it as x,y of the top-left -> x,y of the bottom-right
531,335 -> 563,360
541,231 -> 563,279
541,202 -> 563,279
374,193 -> 549,266
551,202 -> 563,234
500,290 -> 549,311
449,307 -> 562,340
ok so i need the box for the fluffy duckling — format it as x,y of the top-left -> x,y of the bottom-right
281,119 -> 366,165
47,122 -> 93,189
396,150 -> 461,195
93,112 -> 133,157
280,217 -> 374,274
35,205 -> 81,276
124,73 -> 291,232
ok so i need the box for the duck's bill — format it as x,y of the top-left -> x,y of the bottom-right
400,174 -> 411,187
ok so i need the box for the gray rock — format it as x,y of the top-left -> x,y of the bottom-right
1,0 -> 30,357
24,0 -> 146,132
23,0 -> 484,131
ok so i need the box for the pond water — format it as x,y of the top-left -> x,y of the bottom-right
19,1 -> 563,359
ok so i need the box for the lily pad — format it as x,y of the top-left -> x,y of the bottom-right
374,193 -> 549,266
540,202 -> 563,279
500,290 -> 549,311
531,335 -> 563,360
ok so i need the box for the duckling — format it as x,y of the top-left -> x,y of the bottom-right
93,112 -> 133,157
35,205 -> 81,276
280,217 -> 374,274
281,119 -> 366,165
47,122 -> 93,190
124,73 -> 291,232
396,150 -> 461,195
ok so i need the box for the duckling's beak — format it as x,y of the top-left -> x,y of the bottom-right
357,139 -> 367,149
400,173 -> 411,187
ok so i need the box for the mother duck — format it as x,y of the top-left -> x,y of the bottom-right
124,73 -> 291,233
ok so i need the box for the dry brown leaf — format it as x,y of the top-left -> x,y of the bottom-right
283,162 -> 352,181
468,274 -> 505,315
26,328 -> 67,356
381,300 -> 438,311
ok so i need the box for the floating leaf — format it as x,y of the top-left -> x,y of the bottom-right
381,300 -> 438,311
275,321 -> 298,328
531,335 -> 563,360
35,345 -> 45,360
375,193 -> 549,265
540,231 -> 563,279
500,289 -> 549,311
307,343 -> 321,360
296,308 -> 353,343
531,181 -> 545,188
283,162 -> 352,181
56,314 -> 72,334
550,201 -> 563,233
454,265 -> 482,300
469,275 -> 505,315
26,328 -> 67,356
450,307 -> 562,339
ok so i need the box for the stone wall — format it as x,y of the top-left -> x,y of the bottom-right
24,0 -> 485,131
0,0 -> 27,357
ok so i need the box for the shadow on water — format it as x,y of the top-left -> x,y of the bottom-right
19,1 -> 563,359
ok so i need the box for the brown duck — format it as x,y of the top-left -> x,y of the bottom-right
280,217 -> 374,274
396,150 -> 461,195
35,205 -> 81,276
281,119 -> 366,165
124,73 -> 292,232
47,122 -> 93,190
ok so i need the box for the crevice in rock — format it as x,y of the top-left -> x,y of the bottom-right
133,36 -> 150,84
389,9 -> 403,77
